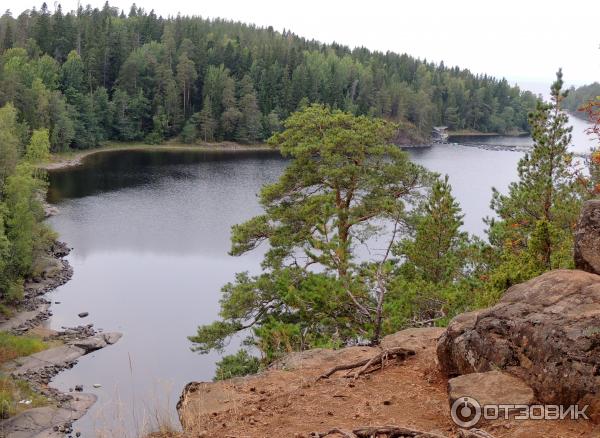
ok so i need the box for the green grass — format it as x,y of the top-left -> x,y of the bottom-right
0,332 -> 51,419
0,331 -> 47,363
0,304 -> 14,318
0,376 -> 49,419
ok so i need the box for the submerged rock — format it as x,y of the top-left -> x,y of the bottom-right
437,269 -> 600,421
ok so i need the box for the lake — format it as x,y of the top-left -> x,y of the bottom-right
45,121 -> 594,436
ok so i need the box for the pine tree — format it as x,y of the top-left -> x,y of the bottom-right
198,97 -> 216,142
487,69 -> 581,286
398,175 -> 469,285
176,53 -> 197,119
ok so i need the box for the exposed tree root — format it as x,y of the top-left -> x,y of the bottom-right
310,425 -> 448,437
317,347 -> 415,380
458,429 -> 496,438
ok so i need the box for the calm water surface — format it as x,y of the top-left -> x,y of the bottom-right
45,125 -> 593,435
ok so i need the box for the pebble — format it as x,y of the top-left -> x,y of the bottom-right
78,312 -> 89,318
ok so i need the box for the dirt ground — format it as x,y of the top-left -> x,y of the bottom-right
166,328 -> 598,438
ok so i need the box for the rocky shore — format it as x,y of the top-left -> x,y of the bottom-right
41,141 -> 274,171
0,241 -> 122,437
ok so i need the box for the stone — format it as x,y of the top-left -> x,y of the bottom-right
437,269 -> 600,420
77,312 -> 89,318
102,332 -> 123,345
448,371 -> 535,407
12,345 -> 86,375
71,335 -> 107,352
0,393 -> 96,437
575,199 -> 600,275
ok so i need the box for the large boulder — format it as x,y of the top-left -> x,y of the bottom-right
437,269 -> 600,420
575,199 -> 600,275
448,371 -> 536,408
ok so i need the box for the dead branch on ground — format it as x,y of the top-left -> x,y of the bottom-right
310,425 -> 448,437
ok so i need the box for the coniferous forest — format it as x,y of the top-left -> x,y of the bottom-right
0,2 -> 539,151
564,82 -> 600,118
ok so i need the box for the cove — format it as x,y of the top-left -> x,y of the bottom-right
43,140 -> 548,435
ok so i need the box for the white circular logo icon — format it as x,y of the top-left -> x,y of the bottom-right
451,396 -> 482,428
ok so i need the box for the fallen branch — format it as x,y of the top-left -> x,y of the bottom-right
310,425 -> 447,438
317,347 -> 415,381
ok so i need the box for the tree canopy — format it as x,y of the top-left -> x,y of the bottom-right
0,3 -> 538,151
189,105 -> 481,361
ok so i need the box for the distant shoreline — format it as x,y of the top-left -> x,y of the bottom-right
447,130 -> 529,138
41,141 -> 274,171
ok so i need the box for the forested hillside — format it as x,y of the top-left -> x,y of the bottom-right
564,82 -> 600,119
0,3 -> 538,151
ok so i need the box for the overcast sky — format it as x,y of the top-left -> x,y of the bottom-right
6,0 -> 599,91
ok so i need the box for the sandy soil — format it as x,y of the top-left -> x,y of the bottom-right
167,328 -> 597,438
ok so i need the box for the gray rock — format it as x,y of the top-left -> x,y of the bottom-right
70,336 -> 107,352
0,393 -> 96,438
12,345 -> 86,375
448,370 -> 535,407
575,199 -> 600,275
437,269 -> 600,422
102,332 -> 122,345
0,304 -> 50,332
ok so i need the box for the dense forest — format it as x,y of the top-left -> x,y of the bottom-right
0,103 -> 53,306
0,2 -> 539,151
564,82 -> 600,119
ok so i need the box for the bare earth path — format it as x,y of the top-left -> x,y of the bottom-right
167,328 -> 596,438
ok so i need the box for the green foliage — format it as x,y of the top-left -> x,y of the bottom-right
214,350 -> 261,381
486,70 -> 581,289
191,105 -> 433,361
0,4 -> 538,151
24,129 -> 51,164
0,375 -> 49,419
564,82 -> 600,118
0,104 -> 19,184
3,163 -> 45,278
397,175 -> 471,285
0,105 -> 52,304
0,331 -> 47,363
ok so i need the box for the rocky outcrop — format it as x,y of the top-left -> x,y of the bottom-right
448,371 -> 535,407
575,199 -> 600,275
70,332 -> 122,353
437,269 -> 600,420
177,328 -> 451,437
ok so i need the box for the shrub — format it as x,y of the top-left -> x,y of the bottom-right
214,350 -> 260,381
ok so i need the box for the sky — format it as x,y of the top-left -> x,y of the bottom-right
6,0 -> 600,91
